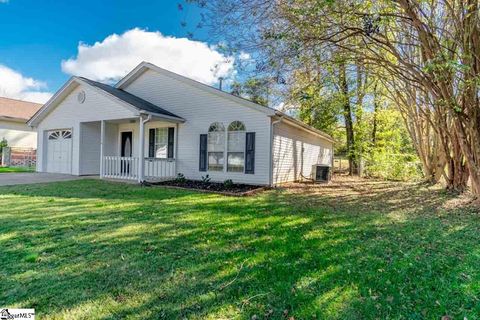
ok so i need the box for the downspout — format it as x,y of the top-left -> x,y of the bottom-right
143,114 -> 152,123
138,113 -> 152,183
269,116 -> 283,187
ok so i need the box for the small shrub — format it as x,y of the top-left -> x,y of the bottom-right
364,153 -> 422,181
201,174 -> 211,184
0,138 -> 7,159
223,179 -> 234,189
175,173 -> 186,183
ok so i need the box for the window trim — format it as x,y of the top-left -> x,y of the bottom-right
205,121 -> 247,174
48,129 -> 72,140
227,121 -> 246,173
207,122 -> 225,172
154,127 -> 169,159
149,127 -> 176,159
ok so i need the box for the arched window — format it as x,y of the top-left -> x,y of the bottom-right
208,122 -> 225,171
227,121 -> 246,172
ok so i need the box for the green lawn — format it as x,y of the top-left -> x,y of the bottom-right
0,178 -> 479,319
0,166 -> 34,173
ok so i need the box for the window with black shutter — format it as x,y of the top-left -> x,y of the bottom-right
149,128 -> 174,158
148,128 -> 155,157
199,134 -> 207,171
167,127 -> 174,158
245,132 -> 255,174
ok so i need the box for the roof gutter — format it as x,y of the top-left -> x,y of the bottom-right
139,111 -> 185,123
274,111 -> 335,143
0,116 -> 30,123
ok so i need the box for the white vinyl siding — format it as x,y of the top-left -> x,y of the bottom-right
273,121 -> 333,185
103,122 -> 119,157
123,69 -> 272,185
79,122 -> 101,175
36,84 -> 137,174
0,120 -> 37,148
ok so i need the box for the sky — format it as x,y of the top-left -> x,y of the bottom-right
0,0 -> 242,103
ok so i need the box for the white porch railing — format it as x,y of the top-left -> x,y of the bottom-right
102,156 -> 139,180
144,158 -> 176,180
101,156 -> 176,181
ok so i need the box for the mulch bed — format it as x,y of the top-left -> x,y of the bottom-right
148,179 -> 268,196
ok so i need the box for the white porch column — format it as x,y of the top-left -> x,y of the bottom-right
100,120 -> 105,178
175,123 -> 179,175
138,117 -> 145,183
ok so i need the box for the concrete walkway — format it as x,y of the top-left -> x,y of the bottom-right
0,173 -> 97,186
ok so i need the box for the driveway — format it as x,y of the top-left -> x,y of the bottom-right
0,173 -> 96,186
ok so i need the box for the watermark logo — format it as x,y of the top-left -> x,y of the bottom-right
0,309 -> 35,320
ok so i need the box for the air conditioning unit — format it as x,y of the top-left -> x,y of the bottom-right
312,165 -> 331,182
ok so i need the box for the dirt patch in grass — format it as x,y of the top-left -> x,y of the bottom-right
280,175 -> 479,214
151,179 -> 267,195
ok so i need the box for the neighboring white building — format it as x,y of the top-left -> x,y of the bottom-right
28,62 -> 333,186
0,97 -> 42,148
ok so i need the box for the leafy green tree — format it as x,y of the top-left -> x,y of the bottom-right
187,0 -> 470,186
0,138 -> 8,163
230,77 -> 269,106
363,107 -> 421,181
0,138 -> 7,154
242,78 -> 269,106
289,73 -> 341,137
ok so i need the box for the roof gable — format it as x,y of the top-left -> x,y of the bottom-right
115,62 -> 276,116
78,78 -> 183,120
28,77 -> 184,126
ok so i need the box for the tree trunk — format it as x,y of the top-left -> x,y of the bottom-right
339,62 -> 358,175
449,130 -> 469,192
372,83 -> 378,146
453,117 -> 480,196
392,85 -> 446,184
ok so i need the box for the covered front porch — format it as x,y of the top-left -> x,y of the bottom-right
88,114 -> 183,182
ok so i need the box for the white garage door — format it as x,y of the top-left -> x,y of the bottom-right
46,130 -> 72,174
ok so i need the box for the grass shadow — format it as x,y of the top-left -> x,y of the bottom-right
0,177 -> 479,319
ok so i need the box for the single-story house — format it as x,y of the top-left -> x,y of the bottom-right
28,62 -> 333,186
0,97 -> 42,148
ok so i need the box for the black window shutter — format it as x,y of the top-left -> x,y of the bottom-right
148,128 -> 155,158
167,127 -> 175,158
245,132 -> 255,174
199,134 -> 207,171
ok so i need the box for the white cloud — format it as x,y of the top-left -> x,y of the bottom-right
21,92 -> 54,104
62,28 -> 235,85
0,65 -> 53,103
239,52 -> 251,61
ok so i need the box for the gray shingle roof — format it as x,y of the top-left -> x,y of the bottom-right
79,77 -> 183,120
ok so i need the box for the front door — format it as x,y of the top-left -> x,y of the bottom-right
121,131 -> 133,173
